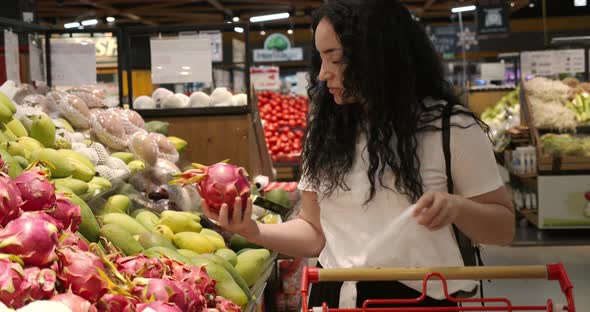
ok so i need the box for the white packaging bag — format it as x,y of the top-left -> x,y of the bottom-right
339,205 -> 477,308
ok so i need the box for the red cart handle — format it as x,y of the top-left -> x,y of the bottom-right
301,263 -> 574,312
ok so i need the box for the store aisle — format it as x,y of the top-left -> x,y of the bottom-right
480,245 -> 590,311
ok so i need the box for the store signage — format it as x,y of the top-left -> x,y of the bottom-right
4,30 -> 20,83
253,33 -> 303,62
150,37 -> 213,84
51,42 -> 97,86
480,62 -> 506,81
250,66 -> 280,90
476,0 -> 510,36
521,49 -> 585,78
425,24 -> 479,55
199,31 -> 223,62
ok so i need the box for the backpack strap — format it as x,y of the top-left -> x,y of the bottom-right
441,104 -> 483,300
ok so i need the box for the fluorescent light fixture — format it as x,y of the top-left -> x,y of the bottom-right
156,66 -> 163,70
529,2 -> 535,7
260,31 -> 266,36
234,27 -> 244,33
451,5 -> 476,13
232,16 -> 240,22
80,41 -> 89,45
574,0 -> 586,6
106,16 -> 115,23
181,66 -> 191,70
287,29 -> 294,35
180,71 -> 190,76
81,19 -> 98,26
250,12 -> 289,23
64,22 -> 80,29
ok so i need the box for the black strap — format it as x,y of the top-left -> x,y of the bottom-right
441,104 -> 485,302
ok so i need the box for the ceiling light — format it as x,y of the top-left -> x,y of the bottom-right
250,12 -> 290,23
574,0 -> 587,6
106,16 -> 115,23
234,27 -> 244,33
451,5 -> 476,13
232,16 -> 240,22
529,2 -> 535,7
260,31 -> 266,36
81,19 -> 98,26
510,2 -> 515,7
180,71 -> 190,76
182,66 -> 191,70
64,22 -> 80,29
287,29 -> 294,35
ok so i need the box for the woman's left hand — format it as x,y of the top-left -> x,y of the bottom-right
412,192 -> 465,231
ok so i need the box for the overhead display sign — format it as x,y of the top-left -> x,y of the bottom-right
4,30 -> 20,83
521,49 -> 585,77
150,37 -> 212,84
480,62 -> 506,81
28,34 -> 45,82
253,33 -> 303,62
425,24 -> 479,56
476,0 -> 510,36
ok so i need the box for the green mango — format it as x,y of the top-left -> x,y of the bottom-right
173,232 -> 215,254
89,176 -> 112,189
30,113 -> 55,148
102,213 -> 148,236
111,152 -> 135,164
0,91 -> 16,114
53,178 -> 89,195
202,262 -> 249,308
200,228 -> 226,250
215,248 -> 238,266
5,119 -> 27,138
135,210 -> 159,231
146,247 -> 189,264
159,211 -> 202,233
0,149 -> 22,178
100,224 -> 144,256
1,141 -> 30,159
67,192 -> 100,242
30,148 -> 74,178
155,224 -> 175,241
16,137 -> 44,153
12,155 -> 29,169
177,249 -> 201,259
200,253 -> 252,301
229,234 -> 263,252
137,231 -> 176,250
1,124 -> 18,141
235,249 -> 271,287
103,195 -> 131,214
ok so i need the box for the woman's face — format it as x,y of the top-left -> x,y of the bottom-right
315,18 -> 346,105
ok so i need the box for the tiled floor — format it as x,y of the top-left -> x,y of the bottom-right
479,244 -> 590,311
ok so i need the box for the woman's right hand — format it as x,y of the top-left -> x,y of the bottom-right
201,197 -> 260,239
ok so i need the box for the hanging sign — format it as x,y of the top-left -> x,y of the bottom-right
51,41 -> 96,86
4,30 -> 21,83
521,49 -> 585,77
477,0 -> 510,36
250,66 -> 280,90
150,37 -> 212,84
253,33 -> 303,62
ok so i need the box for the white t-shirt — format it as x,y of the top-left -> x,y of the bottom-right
298,112 -> 504,303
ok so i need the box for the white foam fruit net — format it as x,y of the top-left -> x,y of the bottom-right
58,95 -> 90,129
89,113 -> 128,151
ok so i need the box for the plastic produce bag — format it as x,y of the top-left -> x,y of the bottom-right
89,110 -> 128,150
58,94 -> 91,129
338,205 -> 477,308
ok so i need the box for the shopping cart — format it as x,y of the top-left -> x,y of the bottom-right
301,263 -> 575,311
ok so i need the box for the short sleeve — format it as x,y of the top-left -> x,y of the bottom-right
297,167 -> 316,192
450,119 -> 504,198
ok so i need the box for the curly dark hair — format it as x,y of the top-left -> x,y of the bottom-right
302,0 -> 488,203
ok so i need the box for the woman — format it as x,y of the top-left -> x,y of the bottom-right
202,0 -> 515,308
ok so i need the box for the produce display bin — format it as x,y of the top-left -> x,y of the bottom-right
301,264 -> 575,312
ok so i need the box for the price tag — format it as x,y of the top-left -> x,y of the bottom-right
250,66 -> 280,90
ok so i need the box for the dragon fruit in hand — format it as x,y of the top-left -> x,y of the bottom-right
50,291 -> 97,312
171,161 -> 250,214
56,246 -> 107,301
0,173 -> 22,227
14,167 -> 56,212
0,216 -> 59,267
0,258 -> 25,308
136,301 -> 182,312
49,195 -> 81,231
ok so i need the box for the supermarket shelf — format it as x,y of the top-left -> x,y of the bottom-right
512,221 -> 590,246
537,125 -> 590,135
518,209 -> 539,227
135,106 -> 250,118
509,171 -> 538,179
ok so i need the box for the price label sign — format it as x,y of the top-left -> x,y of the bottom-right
250,66 -> 280,90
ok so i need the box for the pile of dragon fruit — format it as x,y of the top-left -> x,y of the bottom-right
0,161 -> 241,312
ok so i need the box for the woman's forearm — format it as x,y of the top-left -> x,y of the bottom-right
242,218 -> 325,258
455,199 -> 515,245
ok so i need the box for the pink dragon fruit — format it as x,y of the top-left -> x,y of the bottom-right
171,161 -> 250,214
97,294 -> 139,312
14,167 -> 56,212
0,258 -> 25,308
214,296 -> 242,312
59,231 -> 90,252
50,292 -> 98,312
56,246 -> 107,301
136,301 -> 182,312
0,173 -> 22,227
17,267 -> 58,305
19,211 -> 64,231
49,195 -> 81,231
166,259 -> 216,299
115,254 -> 166,279
132,278 -> 203,311
0,216 -> 59,267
